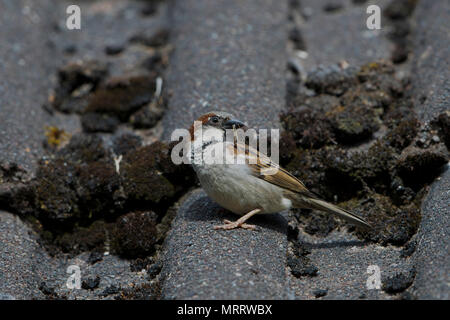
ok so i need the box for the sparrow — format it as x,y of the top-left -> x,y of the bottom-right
188,111 -> 371,231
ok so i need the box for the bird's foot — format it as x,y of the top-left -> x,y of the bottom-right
213,219 -> 257,230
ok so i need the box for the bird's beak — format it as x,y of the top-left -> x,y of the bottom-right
223,119 -> 247,130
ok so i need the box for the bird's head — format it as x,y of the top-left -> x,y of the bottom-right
189,111 -> 247,142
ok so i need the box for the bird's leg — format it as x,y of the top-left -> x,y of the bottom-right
214,208 -> 261,230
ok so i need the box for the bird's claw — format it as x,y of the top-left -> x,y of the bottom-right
213,219 -> 257,230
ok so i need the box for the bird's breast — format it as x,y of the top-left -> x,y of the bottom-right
194,160 -> 291,215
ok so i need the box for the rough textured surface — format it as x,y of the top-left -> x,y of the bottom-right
160,0 -> 288,299
0,209 -> 150,300
282,0 -> 447,300
411,168 -> 449,299
161,190 -> 288,299
0,0 -> 169,300
0,0 -> 80,173
0,0 -> 448,300
162,0 -> 287,136
0,211 -> 49,299
411,1 -> 449,122
293,0 -> 391,71
288,230 -> 414,299
409,0 -> 450,299
0,0 -> 76,299
284,0 -> 410,300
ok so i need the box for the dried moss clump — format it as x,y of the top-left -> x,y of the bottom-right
129,99 -> 165,129
81,75 -> 156,132
115,282 -> 161,300
305,64 -> 358,96
384,118 -> 420,151
281,60 -> 447,245
284,61 -> 403,146
112,133 -> 143,156
58,134 -> 109,163
349,142 -> 398,194
111,211 -> 158,258
121,143 -> 176,203
75,161 -> 121,217
433,111 -> 450,150
34,158 -> 80,222
287,241 -> 318,278
382,268 -> 416,294
81,113 -> 120,133
296,209 -> 338,237
328,103 -> 380,144
352,193 -> 421,245
0,160 -> 41,222
4,126 -> 195,256
87,75 -> 155,118
396,145 -> 448,191
50,60 -> 108,114
34,134 -> 117,225
121,141 -> 196,204
54,220 -> 113,255
280,107 -> 334,149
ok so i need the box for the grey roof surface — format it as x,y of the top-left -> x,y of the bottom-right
161,0 -> 288,136
409,0 -> 450,300
0,0 -> 80,173
160,0 -> 289,299
0,0 -> 448,300
0,0 -> 167,300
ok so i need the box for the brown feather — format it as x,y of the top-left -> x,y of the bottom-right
189,112 -> 218,140
228,142 -> 315,197
228,141 -> 371,228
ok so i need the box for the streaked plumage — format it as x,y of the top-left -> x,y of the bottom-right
190,111 -> 371,230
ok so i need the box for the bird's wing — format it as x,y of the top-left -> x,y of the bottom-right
227,142 -> 317,198
227,141 -> 372,229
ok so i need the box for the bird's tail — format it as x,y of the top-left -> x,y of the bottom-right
299,197 -> 372,229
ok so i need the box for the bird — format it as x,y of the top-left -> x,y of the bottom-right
187,111 -> 372,231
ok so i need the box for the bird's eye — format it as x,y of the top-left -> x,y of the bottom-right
211,116 -> 219,123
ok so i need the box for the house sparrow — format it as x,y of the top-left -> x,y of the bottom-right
188,111 -> 371,231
